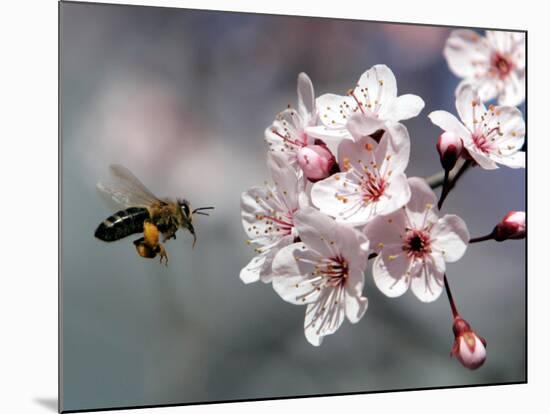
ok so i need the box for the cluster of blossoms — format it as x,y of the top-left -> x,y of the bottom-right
240,30 -> 525,369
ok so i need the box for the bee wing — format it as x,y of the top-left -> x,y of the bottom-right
97,164 -> 161,209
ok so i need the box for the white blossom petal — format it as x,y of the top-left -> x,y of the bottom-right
384,123 -> 411,174
383,94 -> 425,122
410,256 -> 445,302
428,110 -> 471,141
272,243 -> 324,305
431,215 -> 469,262
346,113 -> 385,140
377,172 -> 411,215
372,247 -> 411,298
444,30 -> 491,78
268,152 -> 302,208
316,93 -> 354,130
493,150 -> 525,168
465,145 -> 499,169
456,85 -> 485,131
305,124 -> 353,144
240,254 -> 266,284
405,177 -> 439,228
297,72 -> 315,121
344,286 -> 368,323
293,207 -> 338,257
357,64 -> 398,112
363,212 -> 407,251
304,289 -> 346,346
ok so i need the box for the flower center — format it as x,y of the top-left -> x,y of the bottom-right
472,133 -> 492,153
362,176 -> 386,203
403,229 -> 431,259
313,256 -> 349,287
491,53 -> 513,80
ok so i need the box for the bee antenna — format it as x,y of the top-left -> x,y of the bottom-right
192,206 -> 215,214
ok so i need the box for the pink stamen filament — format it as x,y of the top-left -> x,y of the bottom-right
348,90 -> 366,115
362,177 -> 386,202
272,130 -> 305,148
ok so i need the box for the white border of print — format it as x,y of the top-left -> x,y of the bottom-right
0,1 -> 546,413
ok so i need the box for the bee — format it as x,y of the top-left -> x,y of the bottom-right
94,164 -> 214,265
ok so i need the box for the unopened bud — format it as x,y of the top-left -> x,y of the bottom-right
494,211 -> 526,241
437,131 -> 463,171
451,317 -> 487,370
297,142 -> 336,182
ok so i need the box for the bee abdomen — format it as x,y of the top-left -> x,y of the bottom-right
95,207 -> 150,242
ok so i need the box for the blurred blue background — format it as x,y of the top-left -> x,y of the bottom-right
60,2 -> 526,411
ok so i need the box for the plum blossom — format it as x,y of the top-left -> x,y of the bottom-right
444,30 -> 525,106
265,72 -> 319,168
310,114 -> 411,226
437,131 -> 463,171
297,142 -> 336,182
494,210 -> 526,241
364,177 -> 469,302
428,85 -> 525,170
240,153 -> 306,284
451,317 -> 487,370
308,64 -> 424,142
272,207 -> 369,346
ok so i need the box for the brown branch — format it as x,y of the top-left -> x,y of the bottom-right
425,159 -> 468,189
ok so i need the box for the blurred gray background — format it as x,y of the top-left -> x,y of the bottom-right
60,2 -> 526,411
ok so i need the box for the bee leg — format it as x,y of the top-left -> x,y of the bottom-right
143,219 -> 160,247
133,238 -> 156,259
143,220 -> 169,266
162,226 -> 178,242
157,243 -> 168,266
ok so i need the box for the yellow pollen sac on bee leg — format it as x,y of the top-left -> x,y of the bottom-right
387,255 -> 398,261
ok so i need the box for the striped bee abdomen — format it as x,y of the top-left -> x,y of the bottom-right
95,207 -> 150,242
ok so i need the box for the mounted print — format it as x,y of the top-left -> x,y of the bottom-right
59,1 -> 526,412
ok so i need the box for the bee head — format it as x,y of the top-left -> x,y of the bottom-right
177,199 -> 215,248
177,198 -> 192,220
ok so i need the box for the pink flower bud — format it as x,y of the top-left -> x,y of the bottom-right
297,143 -> 335,182
494,211 -> 526,241
437,131 -> 463,170
451,317 -> 487,370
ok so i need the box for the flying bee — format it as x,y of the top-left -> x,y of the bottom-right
94,164 -> 214,265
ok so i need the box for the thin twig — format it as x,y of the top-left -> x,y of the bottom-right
469,232 -> 496,244
435,160 -> 472,209
425,159 -> 468,189
443,274 -> 459,319
437,169 -> 450,210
